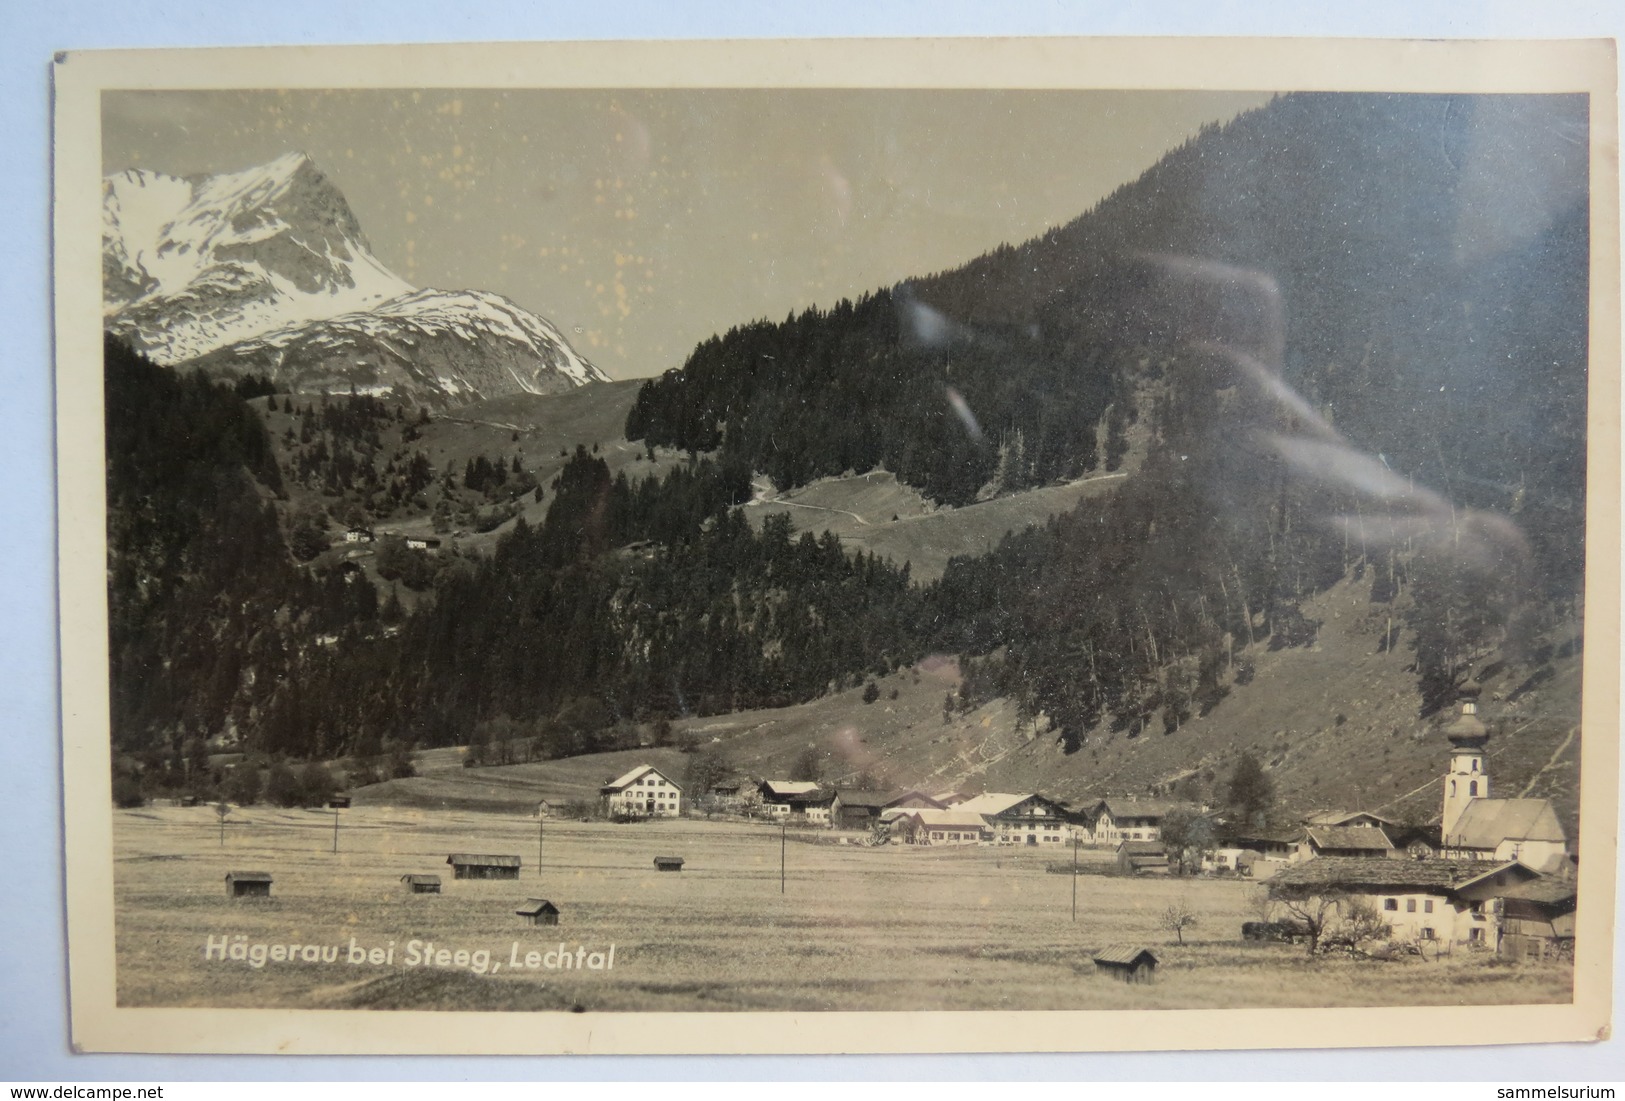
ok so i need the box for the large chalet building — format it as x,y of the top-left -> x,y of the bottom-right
599,764 -> 683,818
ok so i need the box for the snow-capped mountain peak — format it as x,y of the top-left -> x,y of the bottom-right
103,153 -> 606,404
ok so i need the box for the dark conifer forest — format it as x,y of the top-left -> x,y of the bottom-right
105,91 -> 1590,794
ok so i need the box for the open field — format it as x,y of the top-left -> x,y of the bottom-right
115,807 -> 1572,1012
743,469 -> 1130,583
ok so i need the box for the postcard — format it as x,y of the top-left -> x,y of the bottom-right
52,36 -> 1619,1053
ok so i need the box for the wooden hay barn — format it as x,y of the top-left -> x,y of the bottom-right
516,899 -> 561,926
327,794 -> 352,809
1116,840 -> 1169,876
446,853 -> 521,880
653,856 -> 685,872
225,871 -> 272,898
400,874 -> 441,894
1093,945 -> 1159,983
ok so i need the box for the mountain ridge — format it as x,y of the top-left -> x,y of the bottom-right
102,151 -> 607,405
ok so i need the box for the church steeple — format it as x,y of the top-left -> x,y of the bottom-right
1441,695 -> 1489,839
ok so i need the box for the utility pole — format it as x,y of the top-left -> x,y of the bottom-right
332,810 -> 339,854
1072,833 -> 1079,921
538,816 -> 544,879
780,817 -> 786,894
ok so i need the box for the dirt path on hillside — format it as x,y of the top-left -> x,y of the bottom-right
1518,725 -> 1579,797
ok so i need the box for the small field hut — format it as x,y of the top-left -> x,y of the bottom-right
401,874 -> 441,894
446,853 -> 522,880
327,794 -> 352,809
653,856 -> 685,872
1092,945 -> 1159,983
516,899 -> 561,926
225,871 -> 272,898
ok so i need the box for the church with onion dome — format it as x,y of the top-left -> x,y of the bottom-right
1437,694 -> 1568,871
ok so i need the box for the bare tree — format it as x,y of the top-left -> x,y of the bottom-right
1160,898 -> 1199,945
1269,885 -> 1346,955
1333,897 -> 1391,947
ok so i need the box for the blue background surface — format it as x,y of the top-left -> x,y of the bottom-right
4,1 -> 1621,1082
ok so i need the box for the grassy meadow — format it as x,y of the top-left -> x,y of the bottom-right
114,806 -> 1572,1012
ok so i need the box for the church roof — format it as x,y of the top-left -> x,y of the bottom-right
1447,798 -> 1565,850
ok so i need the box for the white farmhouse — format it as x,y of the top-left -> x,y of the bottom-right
600,764 -> 683,818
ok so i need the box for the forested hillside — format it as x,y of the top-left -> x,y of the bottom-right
627,94 -> 1586,555
624,91 -> 1589,742
106,91 -> 1590,806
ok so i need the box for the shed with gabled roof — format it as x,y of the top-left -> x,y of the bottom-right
1093,945 -> 1159,982
515,898 -> 560,925
225,870 -> 272,898
446,853 -> 521,880
400,874 -> 441,894
1116,839 -> 1169,875
653,855 -> 685,872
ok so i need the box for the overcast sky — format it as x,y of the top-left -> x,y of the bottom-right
103,88 -> 1272,380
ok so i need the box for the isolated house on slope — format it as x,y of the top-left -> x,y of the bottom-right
600,764 -> 682,818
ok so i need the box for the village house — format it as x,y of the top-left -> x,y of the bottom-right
1087,797 -> 1197,846
1204,830 -> 1298,878
343,527 -> 375,543
758,780 -> 835,825
600,764 -> 683,818
1303,809 -> 1400,831
703,780 -> 746,813
831,789 -> 943,831
1269,856 -> 1544,948
899,807 -> 994,845
956,792 -> 1072,846
1294,825 -> 1397,862
1462,876 -> 1577,960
